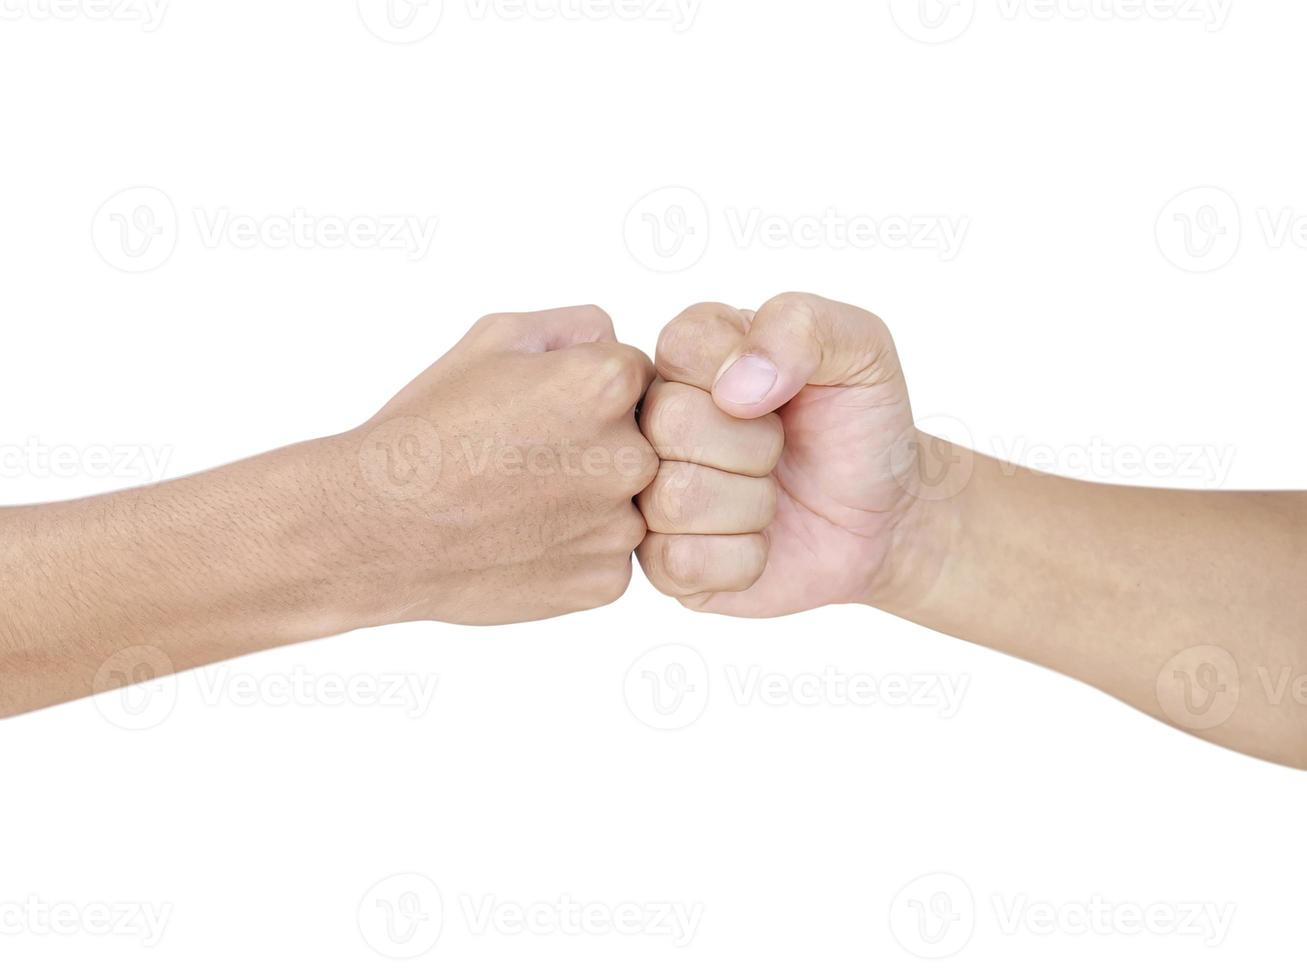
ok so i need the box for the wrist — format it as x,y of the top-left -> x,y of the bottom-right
863,432 -> 969,619
313,422 -> 459,628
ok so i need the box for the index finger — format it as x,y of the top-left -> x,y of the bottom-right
653,302 -> 750,391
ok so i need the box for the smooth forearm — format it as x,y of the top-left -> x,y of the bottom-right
884,438 -> 1307,768
0,435 -> 385,717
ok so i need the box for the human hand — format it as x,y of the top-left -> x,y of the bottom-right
340,305 -> 658,626
636,293 -> 947,617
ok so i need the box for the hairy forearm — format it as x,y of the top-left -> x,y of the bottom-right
0,436 -> 386,717
885,438 -> 1307,768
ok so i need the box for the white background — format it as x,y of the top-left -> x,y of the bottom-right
2,0 -> 1304,975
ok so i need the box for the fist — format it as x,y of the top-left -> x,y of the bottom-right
347,305 -> 658,625
637,294 -> 927,617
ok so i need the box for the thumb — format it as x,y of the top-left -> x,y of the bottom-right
711,292 -> 901,419
465,304 -> 617,353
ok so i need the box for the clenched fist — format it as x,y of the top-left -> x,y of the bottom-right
345,305 -> 658,625
637,293 -> 940,617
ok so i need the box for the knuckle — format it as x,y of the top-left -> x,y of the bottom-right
657,464 -> 696,524
616,511 -> 648,553
592,347 -> 648,410
637,464 -> 690,531
759,291 -> 820,334
653,318 -> 700,377
655,307 -> 739,376
644,382 -> 699,451
754,475 -> 779,528
740,533 -> 769,587
628,440 -> 661,491
755,413 -> 786,473
662,536 -> 707,592
600,560 -> 634,605
472,312 -> 513,336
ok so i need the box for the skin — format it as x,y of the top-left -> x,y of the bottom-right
0,305 -> 657,717
636,293 -> 1307,770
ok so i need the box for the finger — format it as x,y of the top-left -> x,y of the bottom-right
640,380 -> 783,478
559,341 -> 656,416
638,532 -> 768,597
469,304 -> 617,353
653,302 -> 750,390
711,292 -> 902,419
637,461 -> 776,534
